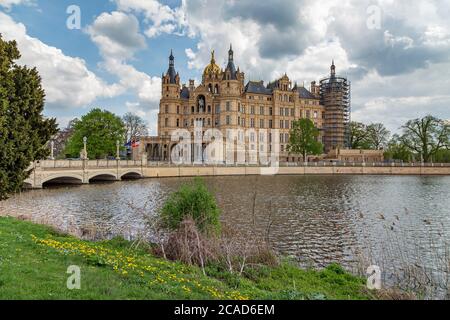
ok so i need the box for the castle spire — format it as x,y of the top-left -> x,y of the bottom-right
169,49 -> 174,66
166,49 -> 177,83
331,60 -> 336,77
228,44 -> 234,62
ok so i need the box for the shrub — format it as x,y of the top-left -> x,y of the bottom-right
163,218 -> 216,274
161,178 -> 221,234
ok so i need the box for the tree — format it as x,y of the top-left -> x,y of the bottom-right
123,112 -> 148,143
366,123 -> 390,150
0,35 -> 58,200
384,134 -> 412,162
52,118 -> 79,159
64,108 -> 126,159
400,115 -> 449,163
287,119 -> 324,160
434,149 -> 450,163
349,121 -> 369,149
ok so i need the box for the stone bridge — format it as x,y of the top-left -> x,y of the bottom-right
24,159 -> 450,189
25,159 -> 147,189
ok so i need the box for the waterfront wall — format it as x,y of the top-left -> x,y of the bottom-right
142,165 -> 450,178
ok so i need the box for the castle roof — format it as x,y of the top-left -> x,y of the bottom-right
245,81 -> 272,95
180,86 -> 190,99
298,87 -> 317,99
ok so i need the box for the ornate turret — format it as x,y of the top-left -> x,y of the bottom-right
203,50 -> 221,77
224,44 -> 237,80
163,50 -> 179,85
168,50 -> 177,83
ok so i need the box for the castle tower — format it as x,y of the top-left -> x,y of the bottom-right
320,61 -> 351,152
222,44 -> 244,95
159,50 -> 181,137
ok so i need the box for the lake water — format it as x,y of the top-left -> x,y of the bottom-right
1,175 -> 449,298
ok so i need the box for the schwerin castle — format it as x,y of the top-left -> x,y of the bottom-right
137,45 -> 382,164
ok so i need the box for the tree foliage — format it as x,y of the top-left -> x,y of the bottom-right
161,178 -> 221,235
123,112 -> 148,143
287,119 -> 323,160
384,134 -> 412,162
366,123 -> 391,150
349,121 -> 369,149
0,35 -> 58,200
53,118 -> 78,159
64,108 -> 126,159
400,115 -> 449,163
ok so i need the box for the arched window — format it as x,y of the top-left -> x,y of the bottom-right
191,106 -> 195,113
215,84 -> 219,94
208,84 -> 212,92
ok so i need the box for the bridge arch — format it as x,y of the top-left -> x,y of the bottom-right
120,170 -> 143,180
88,172 -> 118,182
41,173 -> 84,187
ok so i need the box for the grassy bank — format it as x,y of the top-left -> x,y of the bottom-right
0,217 -> 374,300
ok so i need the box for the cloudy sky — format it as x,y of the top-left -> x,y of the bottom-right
1,0 -> 449,134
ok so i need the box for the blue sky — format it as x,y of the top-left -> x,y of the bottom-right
1,0 -> 450,134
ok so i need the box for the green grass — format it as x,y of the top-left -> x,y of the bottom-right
0,217 -> 374,300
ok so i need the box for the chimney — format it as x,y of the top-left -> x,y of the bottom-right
311,81 -> 319,96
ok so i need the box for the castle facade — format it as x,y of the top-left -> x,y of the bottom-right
140,46 -> 349,163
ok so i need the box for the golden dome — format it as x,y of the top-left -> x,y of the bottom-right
203,50 -> 221,76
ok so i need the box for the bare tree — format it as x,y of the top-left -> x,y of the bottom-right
123,112 -> 148,143
366,123 -> 391,150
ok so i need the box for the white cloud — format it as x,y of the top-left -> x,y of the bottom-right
86,11 -> 146,60
114,0 -> 188,38
143,0 -> 450,132
87,9 -> 162,125
0,12 -> 122,109
0,0 -> 34,10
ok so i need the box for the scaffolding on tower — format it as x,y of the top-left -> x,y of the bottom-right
319,67 -> 351,152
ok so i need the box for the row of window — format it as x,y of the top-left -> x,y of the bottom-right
165,104 -> 321,118
246,94 -> 320,105
163,117 -> 319,129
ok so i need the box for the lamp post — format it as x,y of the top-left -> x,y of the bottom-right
116,140 -> 120,160
83,136 -> 87,160
50,140 -> 55,160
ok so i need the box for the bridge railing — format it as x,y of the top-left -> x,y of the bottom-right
36,159 -> 144,169
35,159 -> 450,169
146,161 -> 450,168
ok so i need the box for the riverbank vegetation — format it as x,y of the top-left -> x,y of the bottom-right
0,217 -> 374,300
350,116 -> 449,163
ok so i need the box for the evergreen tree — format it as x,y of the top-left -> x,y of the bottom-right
0,35 -> 57,200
